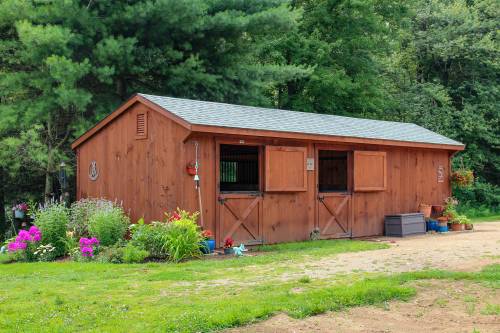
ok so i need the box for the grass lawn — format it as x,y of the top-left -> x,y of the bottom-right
470,214 -> 500,223
0,239 -> 498,332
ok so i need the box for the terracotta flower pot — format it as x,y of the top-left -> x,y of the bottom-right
437,216 -> 448,223
432,205 -> 444,215
450,223 -> 464,232
419,203 -> 432,218
465,223 -> 473,230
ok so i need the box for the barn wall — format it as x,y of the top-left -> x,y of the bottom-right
76,103 -> 452,242
351,147 -> 451,237
77,102 -> 195,224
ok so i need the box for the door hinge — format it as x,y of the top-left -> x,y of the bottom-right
317,195 -> 324,202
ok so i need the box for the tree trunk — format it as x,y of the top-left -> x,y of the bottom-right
0,167 -> 5,240
44,148 -> 53,202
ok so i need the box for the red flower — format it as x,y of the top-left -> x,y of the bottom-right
202,230 -> 214,240
224,237 -> 234,248
169,212 -> 181,221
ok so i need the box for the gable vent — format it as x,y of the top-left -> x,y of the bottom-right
136,113 -> 147,138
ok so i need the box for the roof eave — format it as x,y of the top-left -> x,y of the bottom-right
71,94 -> 192,150
190,124 -> 465,151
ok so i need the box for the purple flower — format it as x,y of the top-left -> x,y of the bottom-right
16,230 -> 31,242
79,237 -> 99,257
28,226 -> 40,235
80,246 -> 94,257
8,241 -> 27,252
28,226 -> 41,242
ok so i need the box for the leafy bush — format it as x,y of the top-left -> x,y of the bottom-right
162,210 -> 202,263
69,199 -> 114,238
95,244 -> 125,264
34,202 -> 69,257
129,219 -> 170,259
88,205 -> 129,246
455,181 -> 500,216
122,243 -> 149,263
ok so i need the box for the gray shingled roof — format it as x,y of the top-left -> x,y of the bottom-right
139,93 -> 463,147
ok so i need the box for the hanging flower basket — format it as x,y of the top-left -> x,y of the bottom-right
451,169 -> 474,187
451,158 -> 474,187
13,203 -> 28,219
186,161 -> 197,176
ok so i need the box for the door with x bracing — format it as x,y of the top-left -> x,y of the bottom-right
217,194 -> 263,246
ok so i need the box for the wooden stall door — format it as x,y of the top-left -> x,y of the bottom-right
217,194 -> 263,246
317,193 -> 352,238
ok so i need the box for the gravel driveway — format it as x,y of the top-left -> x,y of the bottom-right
285,221 -> 500,280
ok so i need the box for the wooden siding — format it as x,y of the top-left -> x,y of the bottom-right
76,102 -> 452,243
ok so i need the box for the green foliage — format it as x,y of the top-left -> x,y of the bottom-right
452,214 -> 470,225
34,202 -> 69,257
162,210 -> 203,263
69,198 -> 115,239
129,219 -> 171,259
88,205 -> 129,247
454,181 -> 500,214
95,243 -> 126,264
122,244 -> 149,264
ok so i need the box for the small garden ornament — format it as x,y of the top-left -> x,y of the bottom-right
233,244 -> 247,256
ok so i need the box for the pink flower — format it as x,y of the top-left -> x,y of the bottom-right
79,237 -> 99,257
16,230 -> 31,242
8,241 -> 27,252
28,226 -> 41,242
80,246 -> 94,257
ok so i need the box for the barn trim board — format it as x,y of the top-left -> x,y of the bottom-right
72,93 -> 464,245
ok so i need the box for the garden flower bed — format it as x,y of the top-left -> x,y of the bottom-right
1,199 -> 211,264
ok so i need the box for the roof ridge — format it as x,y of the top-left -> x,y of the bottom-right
138,93 -> 419,127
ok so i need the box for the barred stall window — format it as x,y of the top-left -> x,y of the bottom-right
219,145 -> 259,192
318,150 -> 348,192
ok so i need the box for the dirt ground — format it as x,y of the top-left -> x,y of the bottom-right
285,221 -> 500,280
226,222 -> 500,333
227,280 -> 500,333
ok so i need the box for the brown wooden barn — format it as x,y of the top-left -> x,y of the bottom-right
72,94 -> 464,246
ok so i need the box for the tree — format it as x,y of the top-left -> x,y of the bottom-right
0,0 -> 303,221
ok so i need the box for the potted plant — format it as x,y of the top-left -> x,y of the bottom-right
418,203 -> 432,218
432,205 -> 444,216
450,214 -> 470,232
201,230 -> 215,253
13,203 -> 28,219
223,237 -> 234,255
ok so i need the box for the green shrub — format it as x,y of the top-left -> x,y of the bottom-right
454,181 -> 500,215
88,205 -> 129,246
129,219 -> 170,259
162,210 -> 202,263
95,245 -> 125,264
122,243 -> 149,263
69,199 -> 114,238
34,202 -> 69,257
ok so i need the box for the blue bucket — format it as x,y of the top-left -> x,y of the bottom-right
427,220 -> 438,231
437,225 -> 448,233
